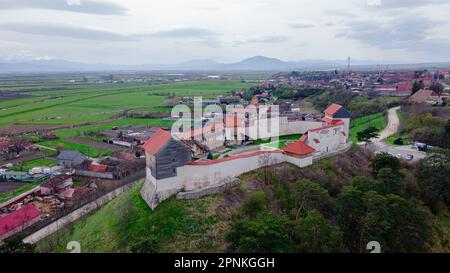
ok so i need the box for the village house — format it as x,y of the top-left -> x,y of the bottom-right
40,175 -> 73,197
56,150 -> 87,168
409,89 -> 443,105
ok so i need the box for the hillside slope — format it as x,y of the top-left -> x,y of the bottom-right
36,147 -> 449,253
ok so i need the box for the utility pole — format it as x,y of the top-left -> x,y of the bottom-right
347,56 -> 351,74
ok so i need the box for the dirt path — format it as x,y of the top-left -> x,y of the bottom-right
373,106 -> 400,143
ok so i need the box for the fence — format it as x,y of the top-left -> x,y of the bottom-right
15,170 -> 145,241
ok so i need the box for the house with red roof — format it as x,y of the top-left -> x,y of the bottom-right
0,203 -> 41,241
409,89 -> 443,105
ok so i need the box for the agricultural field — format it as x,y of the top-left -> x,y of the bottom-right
0,182 -> 40,204
0,77 -> 255,157
0,79 -> 255,127
10,157 -> 57,172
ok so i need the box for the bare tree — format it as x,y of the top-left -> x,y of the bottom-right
258,153 -> 274,185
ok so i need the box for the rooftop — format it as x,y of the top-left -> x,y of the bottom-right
282,140 -> 316,156
142,129 -> 172,155
56,150 -> 86,161
0,203 -> 41,236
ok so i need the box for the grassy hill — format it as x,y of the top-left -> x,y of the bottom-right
350,112 -> 387,143
37,181 -> 228,253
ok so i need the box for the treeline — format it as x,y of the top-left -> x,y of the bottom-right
402,103 -> 450,148
226,148 -> 450,253
310,89 -> 399,118
272,87 -> 325,100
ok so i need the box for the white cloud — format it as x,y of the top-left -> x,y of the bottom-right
0,0 -> 449,64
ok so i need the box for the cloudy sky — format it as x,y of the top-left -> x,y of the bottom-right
0,0 -> 449,64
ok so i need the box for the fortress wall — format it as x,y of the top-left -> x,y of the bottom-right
307,124 -> 346,154
153,151 -> 313,194
246,118 -> 323,139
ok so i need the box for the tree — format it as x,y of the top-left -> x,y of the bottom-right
357,191 -> 390,252
258,153 -> 275,185
336,186 -> 391,252
417,153 -> 450,209
377,167 -> 404,195
371,152 -> 400,175
291,179 -> 329,223
430,82 -> 444,97
335,186 -> 365,252
445,119 -> 450,134
385,195 -> 435,252
0,236 -> 35,253
411,80 -> 424,94
293,210 -> 343,253
226,212 -> 293,253
352,176 -> 386,195
356,126 -> 379,144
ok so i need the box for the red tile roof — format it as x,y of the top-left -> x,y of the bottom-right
282,140 -> 316,156
409,89 -> 438,103
178,122 -> 225,140
143,129 -> 172,155
321,117 -> 344,125
309,120 -> 344,132
186,150 -> 283,166
89,164 -> 109,173
324,103 -> 343,116
0,203 -> 41,236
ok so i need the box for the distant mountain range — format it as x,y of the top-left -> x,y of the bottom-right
1,55 -> 450,72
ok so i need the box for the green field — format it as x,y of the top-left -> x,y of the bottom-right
255,134 -> 302,149
0,80 -> 255,127
0,183 -> 40,204
0,79 -> 255,156
10,157 -> 57,171
349,112 -> 387,143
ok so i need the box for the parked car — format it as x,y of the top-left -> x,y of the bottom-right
405,154 -> 414,161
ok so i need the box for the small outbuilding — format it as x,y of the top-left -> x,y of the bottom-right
56,150 -> 87,168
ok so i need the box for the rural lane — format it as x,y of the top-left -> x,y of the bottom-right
363,106 -> 426,162
373,106 -> 400,143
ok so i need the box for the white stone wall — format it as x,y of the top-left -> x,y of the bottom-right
279,118 -> 323,136
143,151 -> 314,208
245,117 -> 323,140
307,124 -> 346,154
